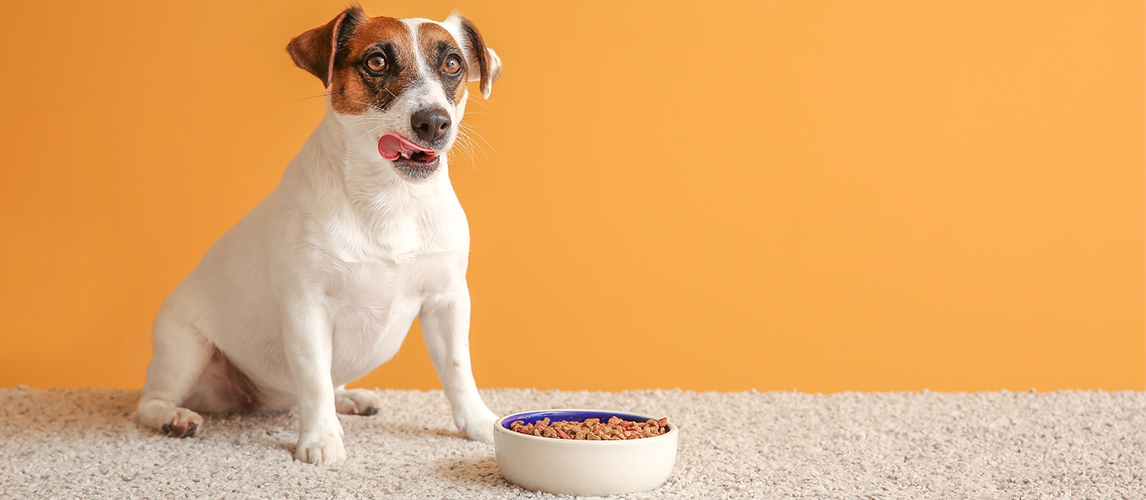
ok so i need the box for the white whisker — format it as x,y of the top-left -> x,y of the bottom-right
458,122 -> 496,157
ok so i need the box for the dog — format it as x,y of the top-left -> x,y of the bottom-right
136,6 -> 503,465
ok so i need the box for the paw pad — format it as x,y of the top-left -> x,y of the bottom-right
162,421 -> 198,438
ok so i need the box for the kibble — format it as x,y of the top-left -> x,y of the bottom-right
508,416 -> 670,440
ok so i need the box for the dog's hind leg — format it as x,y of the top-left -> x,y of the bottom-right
136,309 -> 214,438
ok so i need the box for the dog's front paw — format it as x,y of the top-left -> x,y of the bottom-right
294,433 -> 346,465
457,407 -> 499,445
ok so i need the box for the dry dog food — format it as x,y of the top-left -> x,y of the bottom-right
509,416 -> 669,440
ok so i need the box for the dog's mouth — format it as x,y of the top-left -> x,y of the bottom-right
378,133 -> 440,179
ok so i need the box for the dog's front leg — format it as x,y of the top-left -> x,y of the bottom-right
420,288 -> 499,444
282,300 -> 346,465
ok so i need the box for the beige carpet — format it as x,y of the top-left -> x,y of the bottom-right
1,386 -> 1142,499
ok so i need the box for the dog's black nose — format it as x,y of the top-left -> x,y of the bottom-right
411,107 -> 451,143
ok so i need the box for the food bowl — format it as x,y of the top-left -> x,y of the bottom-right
494,409 -> 679,496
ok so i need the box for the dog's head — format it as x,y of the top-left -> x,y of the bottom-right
287,7 -> 501,180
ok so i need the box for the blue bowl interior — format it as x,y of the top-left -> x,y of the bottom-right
501,410 -> 661,429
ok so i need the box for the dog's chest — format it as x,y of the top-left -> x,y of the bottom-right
321,249 -> 462,384
297,178 -> 469,383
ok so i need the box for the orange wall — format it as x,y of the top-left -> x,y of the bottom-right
0,1 -> 1142,393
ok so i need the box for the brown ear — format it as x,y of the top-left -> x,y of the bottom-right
286,6 -> 364,88
453,16 -> 502,99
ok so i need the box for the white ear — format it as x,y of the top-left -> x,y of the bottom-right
443,13 -> 502,98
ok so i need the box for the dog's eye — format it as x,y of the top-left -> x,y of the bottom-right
366,54 -> 386,73
441,55 -> 462,75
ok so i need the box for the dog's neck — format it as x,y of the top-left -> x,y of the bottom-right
295,108 -> 455,206
280,108 -> 466,262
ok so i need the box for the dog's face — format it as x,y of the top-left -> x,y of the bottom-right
287,8 -> 502,180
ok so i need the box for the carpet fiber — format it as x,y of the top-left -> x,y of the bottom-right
1,387 -> 1142,499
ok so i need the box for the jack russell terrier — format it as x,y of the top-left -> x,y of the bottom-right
136,7 -> 503,465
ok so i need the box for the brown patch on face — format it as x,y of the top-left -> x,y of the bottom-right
417,23 -> 468,105
327,16 -> 418,115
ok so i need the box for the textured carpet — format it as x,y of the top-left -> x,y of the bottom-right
1,387 -> 1142,499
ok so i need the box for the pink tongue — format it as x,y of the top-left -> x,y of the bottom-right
378,133 -> 433,161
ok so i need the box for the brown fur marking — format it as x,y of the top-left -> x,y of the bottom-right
458,17 -> 498,98
418,23 -> 468,105
286,9 -> 354,87
290,11 -> 497,114
328,17 -> 416,114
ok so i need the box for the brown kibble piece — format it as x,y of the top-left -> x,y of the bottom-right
508,415 -> 670,441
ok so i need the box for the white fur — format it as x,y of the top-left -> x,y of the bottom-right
137,16 -> 498,466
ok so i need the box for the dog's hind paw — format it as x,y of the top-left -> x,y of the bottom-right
335,388 -> 382,416
160,408 -> 203,438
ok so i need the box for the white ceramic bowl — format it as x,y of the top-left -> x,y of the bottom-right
494,409 -> 679,496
